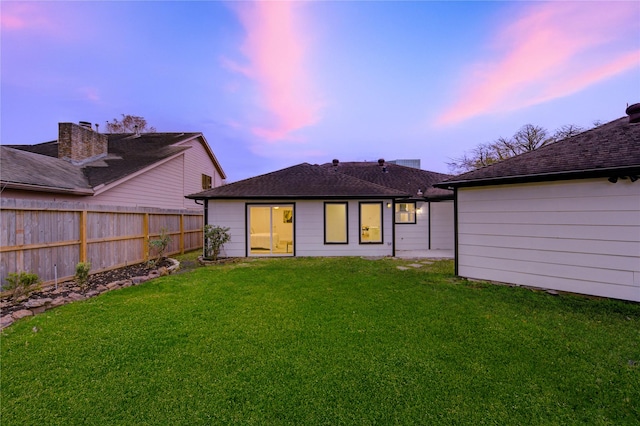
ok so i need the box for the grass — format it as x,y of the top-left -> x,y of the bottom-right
1,256 -> 639,425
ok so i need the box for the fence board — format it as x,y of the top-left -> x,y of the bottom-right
1,198 -> 203,288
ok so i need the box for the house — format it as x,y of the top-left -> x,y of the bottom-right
1,121 -> 226,210
186,160 -> 453,258
434,104 -> 640,302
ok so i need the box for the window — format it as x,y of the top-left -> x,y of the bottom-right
395,202 -> 416,224
325,202 -> 348,244
359,202 -> 383,243
202,174 -> 212,189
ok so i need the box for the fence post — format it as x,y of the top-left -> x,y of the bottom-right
143,213 -> 150,261
16,210 -> 25,273
79,210 -> 87,262
179,214 -> 185,254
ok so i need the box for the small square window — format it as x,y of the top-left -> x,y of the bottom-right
395,202 -> 416,224
202,174 -> 212,189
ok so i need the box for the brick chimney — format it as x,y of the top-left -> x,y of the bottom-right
58,122 -> 108,165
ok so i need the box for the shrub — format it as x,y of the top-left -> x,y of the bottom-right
75,262 -> 91,291
204,225 -> 231,261
149,227 -> 172,260
4,272 -> 41,300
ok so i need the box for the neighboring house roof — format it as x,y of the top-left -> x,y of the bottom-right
187,163 -> 409,200
3,132 -> 226,194
435,115 -> 640,188
0,146 -> 93,194
322,161 -> 453,200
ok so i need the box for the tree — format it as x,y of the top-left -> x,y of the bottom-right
552,124 -> 585,141
105,114 -> 156,133
448,122 -> 589,174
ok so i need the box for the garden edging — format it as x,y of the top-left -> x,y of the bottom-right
0,258 -> 180,330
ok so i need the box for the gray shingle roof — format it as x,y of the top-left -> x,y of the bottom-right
1,146 -> 92,194
435,116 -> 640,188
187,163 -> 409,199
322,161 -> 453,200
7,133 -> 200,188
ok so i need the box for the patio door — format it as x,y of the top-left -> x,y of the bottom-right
248,204 -> 294,256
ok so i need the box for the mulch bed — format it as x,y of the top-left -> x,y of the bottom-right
1,259 -> 173,318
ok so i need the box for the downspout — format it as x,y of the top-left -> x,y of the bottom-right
453,188 -> 459,276
203,199 -> 209,258
427,200 -> 432,250
391,199 -> 396,257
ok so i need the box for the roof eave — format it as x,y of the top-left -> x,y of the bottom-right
1,181 -> 94,195
434,166 -> 640,189
186,193 -> 408,201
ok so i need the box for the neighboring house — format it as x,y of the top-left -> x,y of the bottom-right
434,104 -> 640,302
1,121 -> 226,210
187,160 -> 453,258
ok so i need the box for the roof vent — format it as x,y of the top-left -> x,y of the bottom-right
626,103 -> 640,123
332,159 -> 339,166
378,158 -> 385,166
79,121 -> 92,130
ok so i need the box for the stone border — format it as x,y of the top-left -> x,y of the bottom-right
0,258 -> 180,330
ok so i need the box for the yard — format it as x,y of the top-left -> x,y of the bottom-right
1,255 -> 638,425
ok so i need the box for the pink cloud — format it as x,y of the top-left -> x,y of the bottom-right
1,3 -> 57,33
436,2 -> 640,126
225,1 -> 322,142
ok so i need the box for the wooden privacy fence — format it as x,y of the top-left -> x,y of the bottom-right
1,198 -> 204,288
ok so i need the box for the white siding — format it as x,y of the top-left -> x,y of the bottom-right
91,156 -> 186,209
395,204 -> 429,251
207,199 -> 395,257
457,179 -> 640,302
431,201 -> 454,250
178,137 -> 224,210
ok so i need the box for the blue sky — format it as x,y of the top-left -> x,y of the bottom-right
2,1 -> 639,181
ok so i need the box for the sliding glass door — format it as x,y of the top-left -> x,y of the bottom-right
248,204 -> 294,256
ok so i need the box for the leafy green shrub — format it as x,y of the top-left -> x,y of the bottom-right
75,262 -> 91,291
149,227 -> 172,260
203,225 -> 231,261
4,272 -> 41,300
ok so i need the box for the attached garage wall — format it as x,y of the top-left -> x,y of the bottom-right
457,178 -> 640,302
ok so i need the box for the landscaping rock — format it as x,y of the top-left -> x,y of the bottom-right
51,297 -> 66,308
86,290 -> 100,298
396,266 -> 410,271
407,263 -> 423,268
96,284 -> 108,293
158,267 -> 169,276
131,276 -> 148,284
1,315 -> 14,329
147,271 -> 160,279
12,309 -> 33,320
106,282 -> 121,290
120,280 -> 133,288
67,292 -> 85,302
24,298 -> 53,309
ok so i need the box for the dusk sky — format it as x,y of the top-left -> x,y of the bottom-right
2,1 -> 639,181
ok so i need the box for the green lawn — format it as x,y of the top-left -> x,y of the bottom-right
2,256 -> 639,425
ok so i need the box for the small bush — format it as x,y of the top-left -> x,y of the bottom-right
75,262 -> 91,291
204,225 -> 231,261
149,227 -> 172,260
4,272 -> 41,300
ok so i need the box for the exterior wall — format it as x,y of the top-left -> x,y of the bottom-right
430,201 -> 454,250
177,137 -> 224,210
457,179 -> 640,302
207,199 -> 396,257
90,156 -> 188,209
395,204 -> 429,251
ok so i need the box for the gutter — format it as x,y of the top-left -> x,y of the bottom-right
435,165 -> 640,189
0,181 -> 94,195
